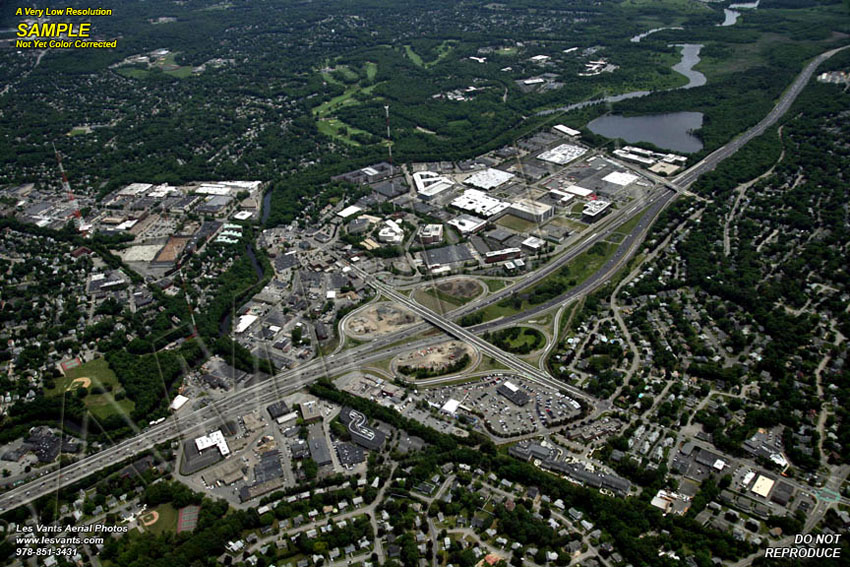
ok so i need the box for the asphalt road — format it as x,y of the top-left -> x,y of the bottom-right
2,45 -> 845,515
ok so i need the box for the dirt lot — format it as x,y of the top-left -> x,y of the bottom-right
394,341 -> 473,373
434,278 -> 482,300
345,302 -> 421,338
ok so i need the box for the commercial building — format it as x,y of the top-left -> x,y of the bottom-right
602,171 -> 639,187
464,168 -> 515,191
508,199 -> 554,223
266,401 -> 289,420
451,189 -> 510,218
195,430 -> 230,457
307,423 -> 333,466
417,224 -> 444,245
553,124 -> 581,137
564,185 -> 595,199
582,200 -> 611,222
234,314 -> 259,334
421,244 -> 475,268
497,381 -> 530,406
377,220 -> 404,244
337,443 -> 366,466
337,205 -> 363,219
440,398 -> 461,416
751,475 -> 776,498
413,171 -> 454,200
339,407 -> 387,451
448,214 -> 487,235
537,143 -> 587,165
521,236 -> 545,252
169,394 -> 189,411
300,401 -> 323,423
484,248 -> 522,264
546,190 -> 575,207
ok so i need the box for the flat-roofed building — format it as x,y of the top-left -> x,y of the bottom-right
300,401 -> 322,423
452,189 -> 510,218
497,381 -> 530,406
464,168 -> 515,191
339,407 -> 387,451
508,199 -> 554,223
484,247 -> 522,264
537,143 -> 587,165
195,430 -> 230,457
582,200 -> 611,222
553,124 -> 581,137
448,214 -> 487,235
417,224 -> 444,245
413,171 -> 454,200
565,185 -> 595,199
307,423 -> 332,466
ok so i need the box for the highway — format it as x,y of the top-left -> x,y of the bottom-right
1,45 -> 845,515
673,44 -> 850,189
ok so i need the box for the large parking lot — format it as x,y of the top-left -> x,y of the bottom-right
419,374 -> 581,437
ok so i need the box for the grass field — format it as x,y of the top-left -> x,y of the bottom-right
365,61 -> 378,81
404,45 -> 424,67
477,240 -> 619,323
412,288 -> 457,314
145,504 -> 178,535
498,327 -> 545,353
475,356 -> 510,373
550,216 -> 588,233
426,40 -> 457,68
317,118 -> 369,146
483,278 -> 509,293
495,214 -> 538,233
49,358 -> 135,420
67,127 -> 91,137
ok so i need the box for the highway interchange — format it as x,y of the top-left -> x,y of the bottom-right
1,45 -> 846,515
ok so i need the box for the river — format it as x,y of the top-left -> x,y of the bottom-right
630,26 -> 684,43
538,42 -> 706,116
719,9 -> 740,27
261,187 -> 273,224
670,44 -> 706,89
218,243 -> 266,336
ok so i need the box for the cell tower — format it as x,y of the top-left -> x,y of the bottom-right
52,143 -> 83,231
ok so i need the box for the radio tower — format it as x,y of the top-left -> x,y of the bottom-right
384,104 -> 393,170
52,143 -> 83,231
384,105 -> 397,212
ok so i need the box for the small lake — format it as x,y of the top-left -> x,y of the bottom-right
587,111 -> 704,153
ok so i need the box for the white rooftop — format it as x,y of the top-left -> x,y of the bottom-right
452,189 -> 509,217
235,314 -> 258,334
337,205 -> 363,219
448,215 -> 486,234
195,430 -> 230,456
602,171 -> 639,186
553,124 -> 581,137
537,143 -> 587,165
413,171 -> 454,196
464,168 -> 515,190
582,200 -> 611,217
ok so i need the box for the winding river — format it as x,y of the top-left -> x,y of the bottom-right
538,42 -> 707,115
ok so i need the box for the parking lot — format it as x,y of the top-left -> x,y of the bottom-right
418,374 -> 581,437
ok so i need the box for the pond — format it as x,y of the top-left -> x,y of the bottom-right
587,111 -> 704,153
